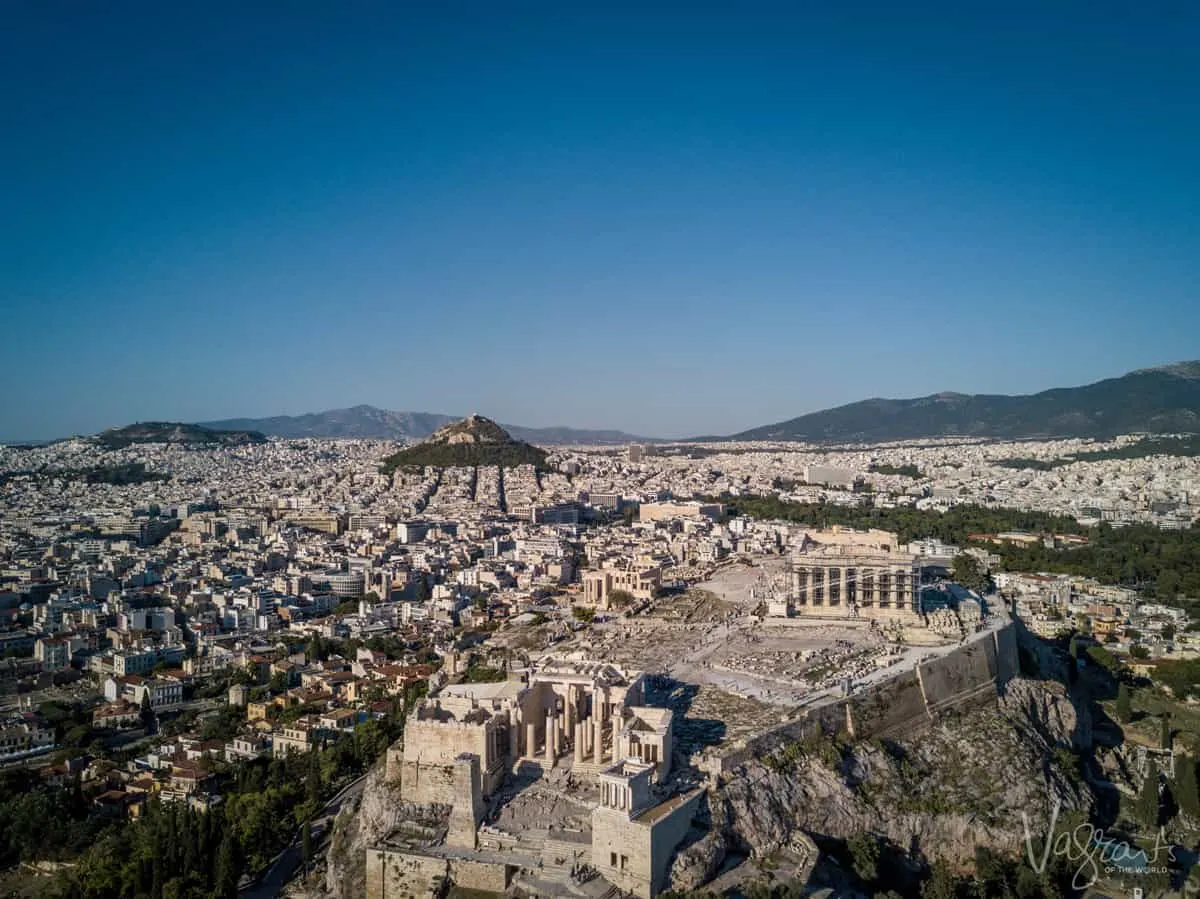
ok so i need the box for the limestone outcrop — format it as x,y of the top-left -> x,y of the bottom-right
330,676 -> 1095,897
324,762 -> 448,899
673,675 -> 1090,890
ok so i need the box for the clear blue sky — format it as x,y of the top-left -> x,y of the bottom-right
2,2 -> 1198,440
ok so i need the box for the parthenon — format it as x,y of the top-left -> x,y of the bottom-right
775,526 -> 924,622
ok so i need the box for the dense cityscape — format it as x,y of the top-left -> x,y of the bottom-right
0,413 -> 1198,897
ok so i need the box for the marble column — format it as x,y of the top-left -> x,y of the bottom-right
526,721 -> 536,759
545,712 -> 556,765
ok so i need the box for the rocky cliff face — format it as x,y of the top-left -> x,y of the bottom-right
999,675 -> 1093,752
322,761 -> 452,899
325,763 -> 392,899
328,679 -> 1093,897
669,676 -> 1092,891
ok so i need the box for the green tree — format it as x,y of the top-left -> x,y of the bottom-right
1085,644 -> 1122,675
140,691 -> 156,731
269,670 -> 287,694
306,635 -> 327,663
1116,683 -> 1132,724
1137,762 -> 1161,829
463,664 -> 506,683
846,833 -> 879,883
742,880 -> 774,899
1176,754 -> 1200,820
609,589 -> 636,608
214,829 -> 238,898
301,819 -> 312,875
306,746 -> 322,810
1161,713 -> 1172,750
1130,643 -> 1151,660
922,860 -> 962,899
951,554 -> 990,594
1158,569 -> 1182,600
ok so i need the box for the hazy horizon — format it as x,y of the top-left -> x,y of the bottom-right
6,357 -> 1196,444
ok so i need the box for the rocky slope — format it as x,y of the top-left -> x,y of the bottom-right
323,677 -> 1095,897
323,763 -> 401,899
323,762 -> 451,899
669,676 -> 1093,891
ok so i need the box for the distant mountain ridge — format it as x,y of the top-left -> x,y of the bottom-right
199,405 -> 645,445
95,422 -> 267,449
201,406 -> 457,440
729,361 -> 1200,443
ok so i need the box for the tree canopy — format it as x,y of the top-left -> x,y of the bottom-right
723,497 -> 1200,601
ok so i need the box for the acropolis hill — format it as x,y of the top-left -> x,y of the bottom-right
330,523 -> 1036,899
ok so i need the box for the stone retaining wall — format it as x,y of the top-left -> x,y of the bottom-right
703,621 -> 1020,772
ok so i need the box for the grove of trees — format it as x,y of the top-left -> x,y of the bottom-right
0,698 -> 411,899
724,497 -> 1200,601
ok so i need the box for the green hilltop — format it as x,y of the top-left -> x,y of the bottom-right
95,422 -> 268,449
380,415 -> 548,473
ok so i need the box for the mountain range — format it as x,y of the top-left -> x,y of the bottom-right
180,361 -> 1200,446
199,406 -> 646,445
729,361 -> 1200,442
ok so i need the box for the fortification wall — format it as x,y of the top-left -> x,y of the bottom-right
648,790 -> 706,897
807,699 -> 851,740
364,848 -> 446,899
403,717 -> 490,766
847,669 -> 928,739
592,807 -> 654,899
448,857 -> 513,892
916,637 -> 998,715
384,745 -> 404,782
399,760 -> 457,806
994,624 -> 1018,683
365,849 -> 512,898
708,621 -> 1019,770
